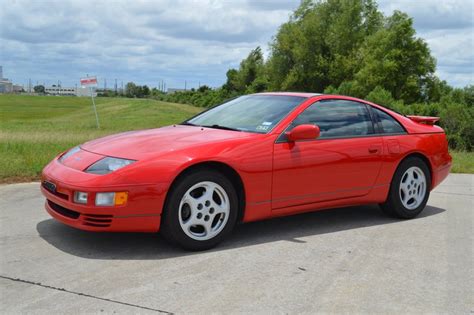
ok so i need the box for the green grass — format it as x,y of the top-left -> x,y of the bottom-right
450,151 -> 474,174
1,94 -> 473,183
0,94 -> 201,182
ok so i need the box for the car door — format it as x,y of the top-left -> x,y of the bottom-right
272,99 -> 383,210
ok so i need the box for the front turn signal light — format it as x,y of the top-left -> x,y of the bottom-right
114,192 -> 128,206
95,192 -> 128,206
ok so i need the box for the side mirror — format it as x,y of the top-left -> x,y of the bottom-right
285,124 -> 320,142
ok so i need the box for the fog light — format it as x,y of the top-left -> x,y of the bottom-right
95,192 -> 128,206
74,191 -> 88,204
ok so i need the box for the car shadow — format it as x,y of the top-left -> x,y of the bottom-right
36,204 -> 445,260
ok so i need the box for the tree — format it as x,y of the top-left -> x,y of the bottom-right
198,85 -> 211,93
125,82 -> 137,98
33,85 -> 45,94
423,76 -> 452,103
222,69 -> 239,92
239,47 -> 266,90
223,47 -> 267,93
365,86 -> 401,109
142,85 -> 150,97
439,104 -> 474,150
463,85 -> 474,107
267,0 -> 382,92
352,11 -> 436,103
125,82 -> 150,98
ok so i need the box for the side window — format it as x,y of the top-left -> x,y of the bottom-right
290,100 -> 375,139
372,107 -> 406,134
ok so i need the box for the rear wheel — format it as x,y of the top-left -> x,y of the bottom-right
161,169 -> 238,250
381,157 -> 431,219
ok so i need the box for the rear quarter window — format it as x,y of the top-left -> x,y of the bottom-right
372,107 -> 406,134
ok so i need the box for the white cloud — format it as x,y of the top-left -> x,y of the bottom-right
1,0 -> 472,89
1,0 -> 297,88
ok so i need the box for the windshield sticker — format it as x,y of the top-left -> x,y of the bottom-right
256,125 -> 270,131
262,121 -> 272,126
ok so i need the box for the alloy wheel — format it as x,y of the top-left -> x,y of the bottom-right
399,166 -> 427,210
178,181 -> 230,241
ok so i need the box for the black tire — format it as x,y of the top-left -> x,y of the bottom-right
160,169 -> 238,251
380,157 -> 431,219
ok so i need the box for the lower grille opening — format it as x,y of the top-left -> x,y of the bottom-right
84,217 -> 112,223
83,214 -> 113,227
83,222 -> 111,227
47,200 -> 80,219
47,200 -> 113,228
84,214 -> 113,218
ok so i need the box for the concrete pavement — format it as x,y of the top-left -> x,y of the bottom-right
0,174 -> 473,314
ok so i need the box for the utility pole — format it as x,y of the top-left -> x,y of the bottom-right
184,80 -> 187,91
115,79 -> 117,94
104,78 -> 107,91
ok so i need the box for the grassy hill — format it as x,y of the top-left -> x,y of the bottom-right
0,95 -> 201,182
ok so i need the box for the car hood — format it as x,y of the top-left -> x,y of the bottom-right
80,125 -> 259,160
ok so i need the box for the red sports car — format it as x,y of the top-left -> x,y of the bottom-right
41,93 -> 452,250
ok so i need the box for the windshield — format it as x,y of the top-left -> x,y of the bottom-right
185,95 -> 307,133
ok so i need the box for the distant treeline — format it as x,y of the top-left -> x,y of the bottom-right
107,0 -> 474,151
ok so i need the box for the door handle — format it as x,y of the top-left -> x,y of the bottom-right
368,146 -> 379,154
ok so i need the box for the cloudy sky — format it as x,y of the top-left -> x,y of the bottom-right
1,0 -> 473,90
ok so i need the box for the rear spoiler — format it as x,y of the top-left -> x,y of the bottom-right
406,115 -> 440,126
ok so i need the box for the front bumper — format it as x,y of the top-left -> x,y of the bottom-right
41,159 -> 167,232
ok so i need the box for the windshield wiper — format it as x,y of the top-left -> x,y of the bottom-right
180,122 -> 198,126
202,124 -> 242,132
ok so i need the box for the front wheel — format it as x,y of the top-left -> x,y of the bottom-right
381,157 -> 431,219
161,169 -> 238,250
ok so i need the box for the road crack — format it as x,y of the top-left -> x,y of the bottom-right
0,275 -> 172,314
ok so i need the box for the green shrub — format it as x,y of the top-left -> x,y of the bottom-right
439,104 -> 474,151
366,86 -> 396,107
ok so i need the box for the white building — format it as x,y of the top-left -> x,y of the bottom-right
44,86 -> 97,97
0,80 -> 13,93
0,66 -> 13,93
0,80 -> 23,94
0,66 -> 24,93
12,84 -> 23,93
45,86 -> 76,96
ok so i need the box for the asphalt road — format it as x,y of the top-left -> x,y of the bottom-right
1,174 -> 473,314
